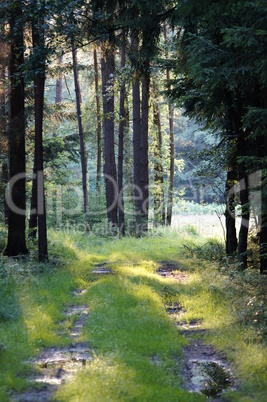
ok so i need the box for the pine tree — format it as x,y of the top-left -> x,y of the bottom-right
4,0 -> 28,256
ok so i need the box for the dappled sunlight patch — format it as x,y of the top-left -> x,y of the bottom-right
114,262 -> 164,283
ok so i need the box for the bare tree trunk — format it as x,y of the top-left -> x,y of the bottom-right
72,44 -> 89,226
55,50 -> 63,104
93,48 -> 102,193
4,1 -> 28,256
118,32 -> 126,236
259,122 -> 267,274
140,64 -> 150,232
124,92 -> 134,203
237,128 -> 250,270
28,153 -> 37,238
101,43 -> 117,227
167,102 -> 174,226
238,165 -> 250,270
1,161 -> 8,225
32,10 -> 48,261
130,29 -> 142,230
153,82 -> 165,225
0,40 -> 7,138
225,168 -> 237,255
0,40 -> 8,226
164,25 -> 174,226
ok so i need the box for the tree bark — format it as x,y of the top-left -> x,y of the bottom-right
0,41 -> 8,225
259,126 -> 267,274
55,50 -> 63,104
118,32 -> 126,236
28,153 -> 37,238
225,168 -> 238,255
1,161 -> 8,225
93,48 -> 102,193
124,92 -> 134,203
72,44 -> 89,226
237,146 -> 250,270
101,43 -> 117,227
32,9 -> 48,261
140,63 -> 150,232
0,40 -> 7,140
4,1 -> 28,256
164,25 -> 174,226
153,83 -> 165,225
130,29 -> 142,229
166,102 -> 174,226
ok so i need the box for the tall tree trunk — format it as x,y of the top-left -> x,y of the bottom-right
93,48 -> 102,193
101,43 -> 117,227
225,168 -> 238,255
2,161 -> 8,225
238,154 -> 250,270
153,83 -> 165,225
140,64 -> 150,232
4,1 -> 28,256
130,29 -> 142,229
72,44 -> 89,226
28,153 -> 37,238
166,102 -> 174,226
118,32 -> 126,236
259,125 -> 267,274
124,92 -> 134,203
0,41 -> 8,225
55,50 -> 63,104
164,25 -> 174,226
0,40 -> 6,139
32,9 -> 48,261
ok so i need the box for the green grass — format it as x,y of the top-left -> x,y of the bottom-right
0,226 -> 266,401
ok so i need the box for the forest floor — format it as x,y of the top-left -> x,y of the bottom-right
0,227 -> 266,401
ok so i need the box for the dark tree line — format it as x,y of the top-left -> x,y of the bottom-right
0,0 -> 266,273
169,0 -> 266,273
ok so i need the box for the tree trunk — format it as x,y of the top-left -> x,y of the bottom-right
2,161 -> 8,225
28,153 -> 37,238
0,40 -> 7,139
140,64 -> 150,232
166,102 -> 174,226
55,50 -> 63,104
225,168 -> 238,255
153,83 -> 165,225
32,11 -> 48,261
124,92 -> 134,203
4,1 -> 28,256
0,41 -> 8,225
238,160 -> 250,270
164,25 -> 174,226
72,44 -> 89,226
130,29 -> 142,230
118,32 -> 126,236
259,128 -> 267,274
93,48 -> 102,193
101,44 -> 117,227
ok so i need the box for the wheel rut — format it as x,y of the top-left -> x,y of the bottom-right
11,265 -> 112,402
157,261 -> 237,400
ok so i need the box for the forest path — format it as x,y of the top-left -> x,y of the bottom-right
10,260 -> 237,402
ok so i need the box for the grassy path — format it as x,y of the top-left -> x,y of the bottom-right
0,229 -> 266,401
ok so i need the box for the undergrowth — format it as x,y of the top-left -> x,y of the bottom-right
0,226 -> 266,401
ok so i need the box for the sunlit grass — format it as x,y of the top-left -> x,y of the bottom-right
0,226 -> 266,401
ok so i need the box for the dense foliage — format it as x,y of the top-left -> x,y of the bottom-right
0,0 -> 266,269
